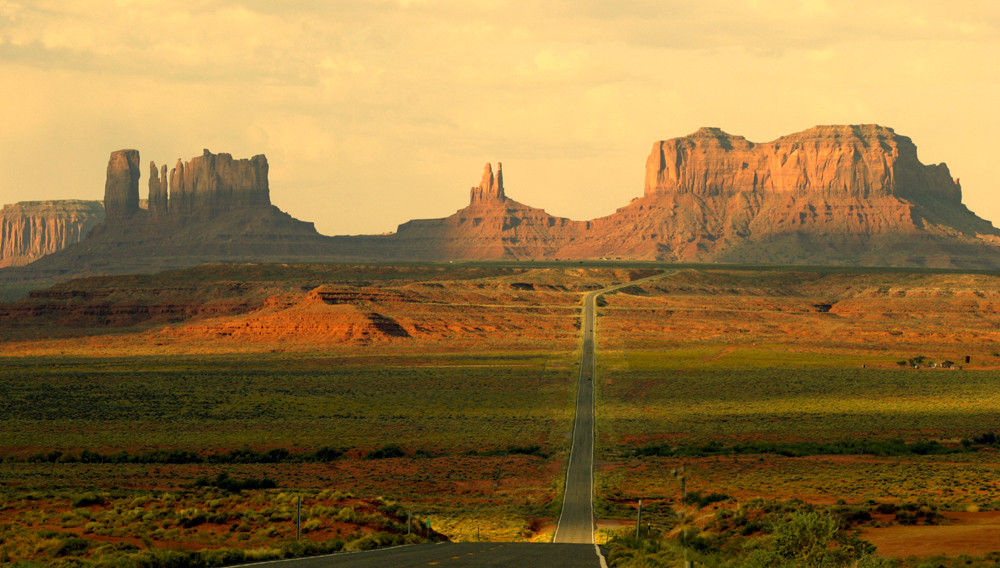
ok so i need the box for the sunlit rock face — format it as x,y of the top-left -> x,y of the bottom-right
7,125 -> 1000,286
392,126 -> 999,267
0,201 -> 105,268
643,125 -> 961,202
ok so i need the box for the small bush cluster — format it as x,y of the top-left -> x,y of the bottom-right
682,490 -> 731,509
16,446 -> 346,465
194,473 -> 278,493
604,500 -> 891,568
631,438 -> 963,459
364,444 -> 406,460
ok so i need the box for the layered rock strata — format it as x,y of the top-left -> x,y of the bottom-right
0,201 -> 105,268
4,124 -> 1000,295
394,162 -> 583,259
643,125 -> 961,201
164,150 -> 270,218
393,125 -> 999,266
5,149 -> 331,285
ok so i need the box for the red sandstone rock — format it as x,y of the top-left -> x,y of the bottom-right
148,162 -> 168,218
0,201 -> 105,268
469,162 -> 505,205
392,126 -> 998,266
103,149 -> 140,220
6,125 -> 1000,287
165,149 -> 269,218
643,125 -> 961,202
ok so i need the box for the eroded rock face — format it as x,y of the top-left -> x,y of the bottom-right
391,126 -> 999,266
162,149 -> 270,218
0,201 -> 105,268
104,149 -> 141,220
148,162 -> 168,218
644,125 -> 962,202
7,125 -> 1000,283
469,162 -> 505,205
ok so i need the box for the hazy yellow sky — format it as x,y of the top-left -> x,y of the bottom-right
1,0 -> 998,235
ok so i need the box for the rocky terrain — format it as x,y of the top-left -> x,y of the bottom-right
0,200 -> 105,268
3,125 -> 1000,297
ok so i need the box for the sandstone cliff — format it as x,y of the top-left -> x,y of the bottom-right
163,150 -> 270,218
3,149 -> 333,289
4,125 -> 1000,297
148,162 -> 168,218
0,201 -> 105,268
104,149 -> 140,220
389,125 -> 1000,267
469,162 -> 505,205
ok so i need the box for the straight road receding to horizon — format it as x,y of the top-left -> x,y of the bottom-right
251,272 -> 669,567
554,272 -> 670,545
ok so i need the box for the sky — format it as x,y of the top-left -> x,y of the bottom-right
0,0 -> 998,235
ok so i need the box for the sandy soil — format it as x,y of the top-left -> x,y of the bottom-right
864,511 -> 1000,557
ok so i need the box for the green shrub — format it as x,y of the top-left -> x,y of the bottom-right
770,510 -> 874,565
194,472 -> 277,493
365,444 -> 405,459
52,537 -> 91,557
72,493 -> 105,508
683,491 -> 731,509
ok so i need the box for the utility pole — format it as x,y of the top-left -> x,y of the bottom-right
407,512 -> 411,535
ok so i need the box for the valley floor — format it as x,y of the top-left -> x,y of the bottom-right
3,263 -> 1000,565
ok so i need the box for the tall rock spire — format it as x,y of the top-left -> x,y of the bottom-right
104,150 -> 141,220
469,162 -> 505,205
148,162 -> 168,218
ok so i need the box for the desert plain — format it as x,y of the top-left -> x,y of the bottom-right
3,262 -> 1000,566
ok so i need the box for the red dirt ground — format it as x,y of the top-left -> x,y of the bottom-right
864,511 -> 1000,557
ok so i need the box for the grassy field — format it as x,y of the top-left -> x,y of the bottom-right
7,263 -> 1000,565
598,360 -> 1000,449
593,268 -> 1000,564
0,353 -> 576,453
0,351 -> 578,565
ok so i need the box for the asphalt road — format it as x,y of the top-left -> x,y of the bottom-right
245,542 -> 604,567
246,273 -> 668,567
552,287 -> 600,544
552,273 -> 669,545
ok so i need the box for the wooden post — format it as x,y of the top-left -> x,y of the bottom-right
635,499 -> 642,546
296,496 -> 302,541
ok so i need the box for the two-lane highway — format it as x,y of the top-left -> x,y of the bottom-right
553,272 -> 670,545
552,286 -> 600,544
247,542 -> 602,567
249,272 -> 668,566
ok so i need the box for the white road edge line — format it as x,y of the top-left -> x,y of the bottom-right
552,290 -> 593,543
595,543 -> 610,568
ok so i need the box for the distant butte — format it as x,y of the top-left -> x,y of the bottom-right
390,125 -> 1000,266
4,124 -> 1000,297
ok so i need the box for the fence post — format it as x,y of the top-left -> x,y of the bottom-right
635,499 -> 642,546
296,496 -> 302,541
